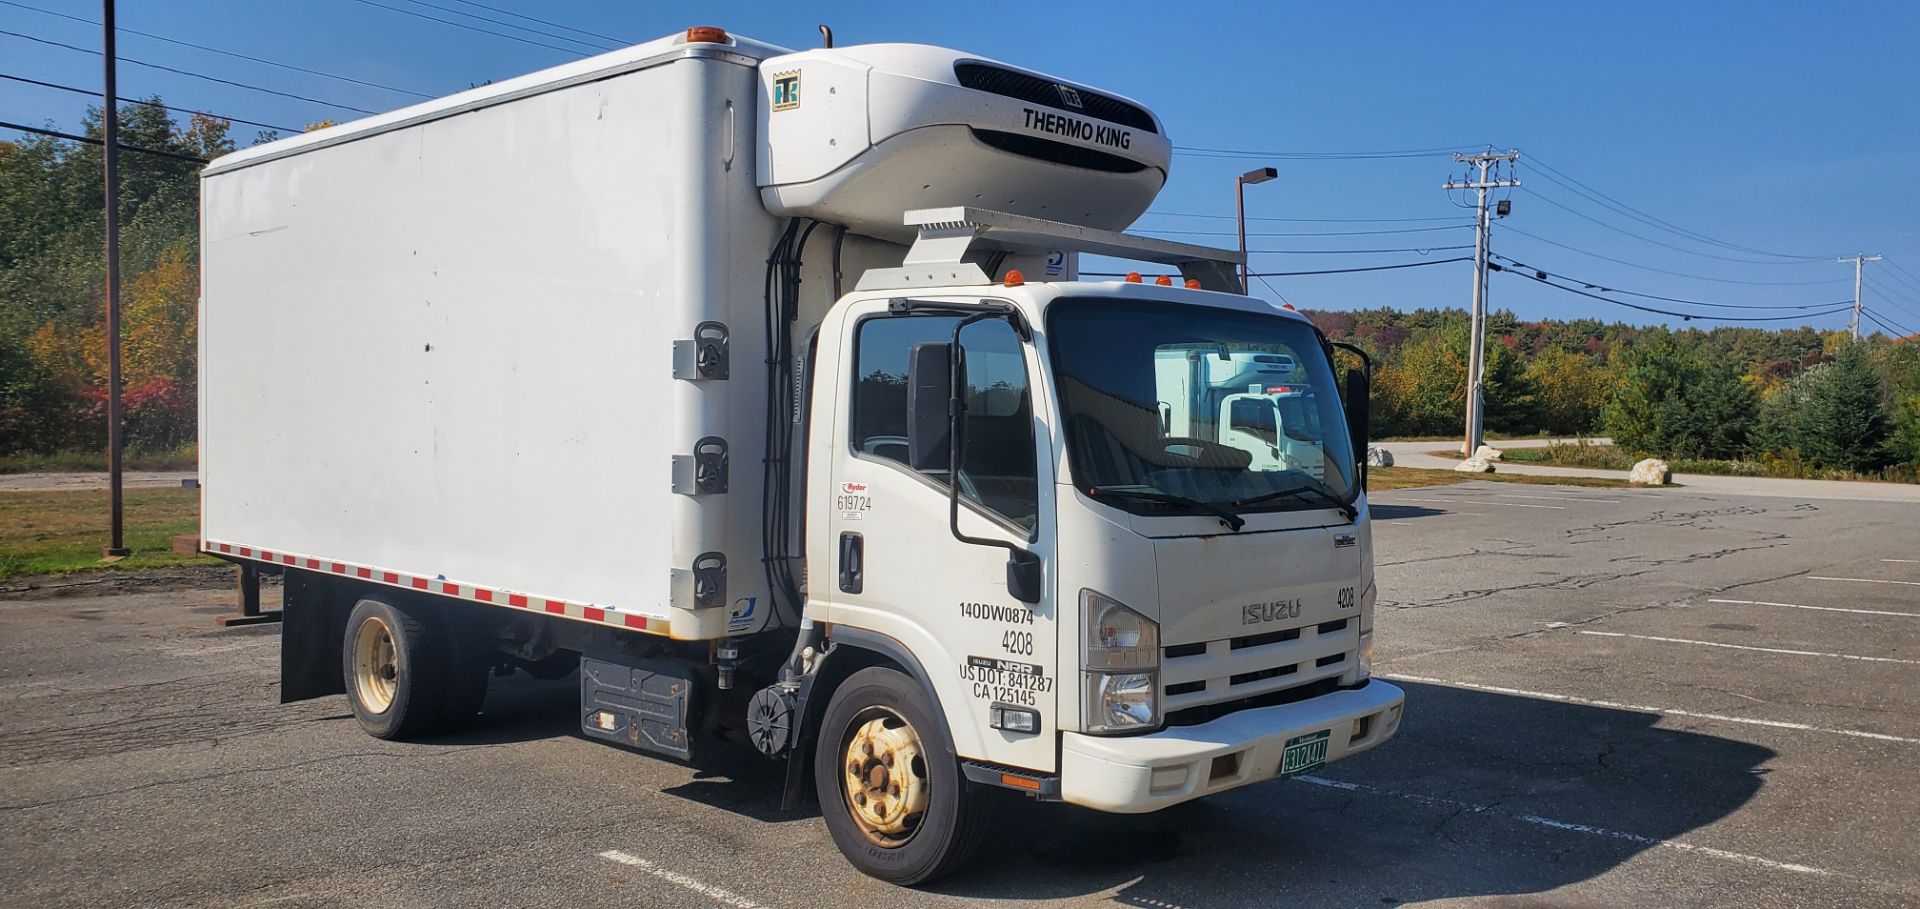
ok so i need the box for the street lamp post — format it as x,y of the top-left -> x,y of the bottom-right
1235,167 -> 1277,293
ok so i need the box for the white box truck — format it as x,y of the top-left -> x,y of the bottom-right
198,26 -> 1402,884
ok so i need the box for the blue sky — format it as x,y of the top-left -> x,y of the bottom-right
5,0 -> 1918,332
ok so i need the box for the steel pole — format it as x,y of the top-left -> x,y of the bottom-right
102,0 -> 128,556
1236,177 -> 1249,293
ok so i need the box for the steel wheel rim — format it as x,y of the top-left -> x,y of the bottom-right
840,706 -> 932,848
352,616 -> 399,714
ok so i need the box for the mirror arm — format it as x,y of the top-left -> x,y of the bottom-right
946,312 -> 1043,604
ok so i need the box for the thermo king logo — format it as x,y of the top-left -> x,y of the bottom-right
772,71 -> 801,111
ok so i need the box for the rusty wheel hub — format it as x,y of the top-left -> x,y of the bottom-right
842,710 -> 930,846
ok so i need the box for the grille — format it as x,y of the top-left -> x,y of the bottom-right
953,62 -> 1158,133
969,130 -> 1149,174
1160,617 -> 1356,715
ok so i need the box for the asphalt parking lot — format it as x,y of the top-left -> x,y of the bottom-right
3,479 -> 1917,908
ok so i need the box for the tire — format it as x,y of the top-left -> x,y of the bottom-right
342,596 -> 449,740
814,666 -> 987,885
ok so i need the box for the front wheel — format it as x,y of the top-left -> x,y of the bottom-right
814,666 -> 987,885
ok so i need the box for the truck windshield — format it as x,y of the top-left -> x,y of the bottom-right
1047,298 -> 1355,519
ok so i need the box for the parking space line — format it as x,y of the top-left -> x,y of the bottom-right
1295,776 -> 1839,878
1884,559 -> 1920,564
1708,598 -> 1920,618
1809,576 -> 1920,587
1381,673 -> 1920,744
598,850 -> 767,908
1577,630 -> 1920,665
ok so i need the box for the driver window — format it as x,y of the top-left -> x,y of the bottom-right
850,316 -> 1039,531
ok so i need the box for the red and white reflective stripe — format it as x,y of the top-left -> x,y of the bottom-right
202,539 -> 669,636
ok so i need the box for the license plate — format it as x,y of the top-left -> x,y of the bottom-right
1280,729 -> 1331,778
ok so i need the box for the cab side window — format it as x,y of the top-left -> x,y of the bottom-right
851,316 -> 1039,531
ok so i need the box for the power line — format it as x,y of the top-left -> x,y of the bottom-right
1141,210 -> 1469,224
442,0 -> 628,45
1521,184 -> 1833,266
1867,265 -> 1920,300
339,0 -> 595,56
1173,144 -> 1481,160
0,118 -> 208,163
1494,223 -> 1848,287
1862,308 -> 1917,339
1489,253 -> 1849,311
1249,245 -> 1475,255
1500,269 -> 1855,323
1082,257 -> 1470,279
1139,224 -> 1473,238
1860,276 -> 1920,324
0,28 -> 379,114
382,0 -> 616,50
1523,153 -> 1835,261
1252,258 -> 1473,277
2,72 -> 298,132
1885,258 -> 1920,288
0,0 -> 433,99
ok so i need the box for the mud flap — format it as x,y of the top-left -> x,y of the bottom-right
580,656 -> 696,761
280,570 -> 346,703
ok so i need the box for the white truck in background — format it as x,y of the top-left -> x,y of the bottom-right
197,26 -> 1402,884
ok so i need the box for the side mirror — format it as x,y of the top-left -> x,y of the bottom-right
1343,367 -> 1371,488
907,341 -> 954,470
1006,549 -> 1042,604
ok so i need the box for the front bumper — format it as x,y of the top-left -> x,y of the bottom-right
1059,680 -> 1404,812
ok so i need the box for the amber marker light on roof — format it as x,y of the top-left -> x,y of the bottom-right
685,26 -> 729,43
1124,272 -> 1142,283
1003,269 -> 1025,287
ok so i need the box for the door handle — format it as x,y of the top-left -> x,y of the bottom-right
838,532 -> 863,594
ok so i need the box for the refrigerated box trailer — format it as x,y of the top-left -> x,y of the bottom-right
199,26 -> 1402,884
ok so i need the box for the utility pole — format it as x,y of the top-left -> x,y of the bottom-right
1443,148 -> 1520,456
101,0 -> 129,557
1839,254 -> 1882,339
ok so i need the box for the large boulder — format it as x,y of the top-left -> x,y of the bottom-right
1454,456 -> 1496,473
1473,444 -> 1505,461
1366,446 -> 1395,468
1629,458 -> 1671,485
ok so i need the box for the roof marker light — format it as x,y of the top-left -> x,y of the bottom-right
685,26 -> 729,43
1124,272 -> 1142,283
1154,275 -> 1173,286
1185,278 -> 1202,289
1281,303 -> 1297,310
1003,269 -> 1025,287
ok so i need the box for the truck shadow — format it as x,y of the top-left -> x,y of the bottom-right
1369,504 -> 1453,521
925,680 -> 1775,907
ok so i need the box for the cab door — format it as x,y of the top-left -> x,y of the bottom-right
819,299 -> 1058,773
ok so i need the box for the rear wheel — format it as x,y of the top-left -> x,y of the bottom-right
814,666 -> 986,885
343,596 -> 459,739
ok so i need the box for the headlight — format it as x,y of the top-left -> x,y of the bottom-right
1082,590 -> 1160,733
1082,590 -> 1158,670
1086,671 -> 1157,732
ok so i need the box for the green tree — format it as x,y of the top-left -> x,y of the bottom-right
1797,341 -> 1890,471
1604,332 -> 1757,459
1526,347 -> 1608,435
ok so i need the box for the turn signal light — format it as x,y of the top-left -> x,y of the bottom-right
1185,278 -> 1202,289
1004,269 -> 1025,287
1154,275 -> 1173,286
685,26 -> 730,43
1124,272 -> 1142,283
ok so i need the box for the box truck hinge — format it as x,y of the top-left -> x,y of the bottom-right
672,437 -> 729,495
672,321 -> 730,380
692,552 -> 726,609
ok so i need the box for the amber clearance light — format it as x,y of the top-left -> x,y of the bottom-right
685,26 -> 730,44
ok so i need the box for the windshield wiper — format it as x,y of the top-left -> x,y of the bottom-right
1230,483 -> 1357,523
1088,487 -> 1246,531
